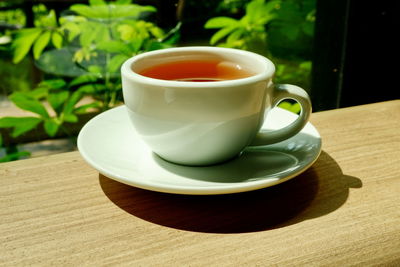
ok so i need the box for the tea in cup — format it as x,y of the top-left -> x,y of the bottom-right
121,46 -> 311,166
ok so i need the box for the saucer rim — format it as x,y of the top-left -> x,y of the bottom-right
78,106 -> 322,195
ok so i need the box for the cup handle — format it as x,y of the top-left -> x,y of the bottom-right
250,84 -> 312,146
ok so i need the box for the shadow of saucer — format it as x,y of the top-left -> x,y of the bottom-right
99,151 -> 362,233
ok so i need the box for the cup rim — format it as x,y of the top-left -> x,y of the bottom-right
121,46 -> 275,88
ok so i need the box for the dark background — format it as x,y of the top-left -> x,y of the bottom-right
312,0 -> 400,111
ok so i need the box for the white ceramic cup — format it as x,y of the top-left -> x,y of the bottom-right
121,46 -> 311,166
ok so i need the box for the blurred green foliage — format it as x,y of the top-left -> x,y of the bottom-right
205,0 -> 315,97
0,0 -> 178,161
0,8 -> 25,28
205,0 -> 278,55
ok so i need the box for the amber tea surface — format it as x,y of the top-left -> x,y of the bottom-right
138,60 -> 255,82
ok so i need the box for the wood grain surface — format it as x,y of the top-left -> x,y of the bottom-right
1,100 -> 399,266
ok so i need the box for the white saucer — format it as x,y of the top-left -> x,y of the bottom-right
78,106 -> 321,195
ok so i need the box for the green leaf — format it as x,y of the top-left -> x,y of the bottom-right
63,113 -> 78,123
0,117 -> 42,137
109,5 -> 156,18
129,39 -> 144,53
79,22 -> 96,47
245,0 -> 265,18
69,75 -> 97,87
205,17 -> 239,29
9,93 -> 49,118
149,26 -> 164,39
74,101 -> 102,114
77,21 -> 108,47
26,87 -> 48,100
35,9 -> 58,28
96,23 -> 110,43
107,54 -> 129,73
88,65 -> 103,75
63,91 -> 83,115
48,91 -> 69,114
70,4 -> 155,19
16,27 -> 41,37
40,79 -> 67,89
12,28 -> 43,63
73,49 -> 85,63
78,83 -> 107,94
61,21 -> 81,42
0,134 -> 3,147
146,41 -> 171,51
33,31 -> 51,59
70,5 -> 96,17
243,0 -> 277,26
117,24 -> 135,41
210,26 -> 238,45
89,0 -> 106,5
77,85 -> 95,94
227,28 -> 245,44
78,22 -> 109,47
0,150 -> 31,163
115,0 -> 132,4
44,119 -> 59,137
51,31 -> 63,48
47,10 -> 58,27
97,41 -> 131,55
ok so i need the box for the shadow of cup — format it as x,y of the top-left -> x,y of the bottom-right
99,151 -> 361,233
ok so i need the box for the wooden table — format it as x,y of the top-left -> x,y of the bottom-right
1,100 -> 399,266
